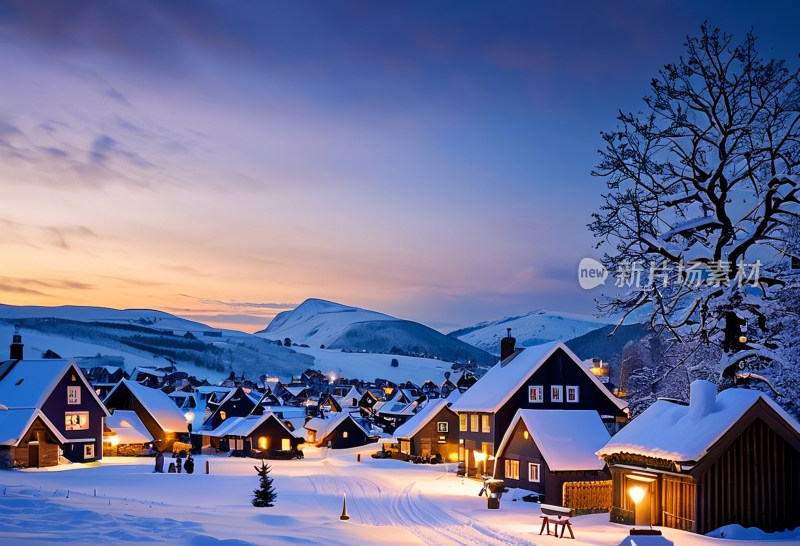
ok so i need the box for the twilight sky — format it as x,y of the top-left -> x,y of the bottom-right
1,1 -> 798,332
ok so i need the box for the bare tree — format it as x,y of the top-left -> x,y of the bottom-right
591,24 -> 800,385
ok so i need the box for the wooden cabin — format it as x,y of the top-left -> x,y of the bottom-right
598,380 -> 800,534
393,398 -> 459,462
0,338 -> 109,463
0,407 -> 66,468
493,409 -> 610,505
451,340 -> 627,476
104,379 -> 188,452
206,412 -> 303,454
305,413 -> 371,449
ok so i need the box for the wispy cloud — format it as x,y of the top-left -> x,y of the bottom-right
180,294 -> 297,310
0,276 -> 95,295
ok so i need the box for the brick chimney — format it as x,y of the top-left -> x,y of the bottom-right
500,328 -> 516,362
10,327 -> 23,360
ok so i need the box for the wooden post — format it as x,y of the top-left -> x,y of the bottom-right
205,460 -> 210,474
357,453 -> 361,462
339,493 -> 350,521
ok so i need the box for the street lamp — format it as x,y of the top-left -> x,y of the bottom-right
473,450 -> 486,476
628,486 -> 661,536
185,411 -> 194,434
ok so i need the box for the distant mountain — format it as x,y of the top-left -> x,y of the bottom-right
449,310 -> 612,354
564,322 -> 652,388
257,298 -> 496,366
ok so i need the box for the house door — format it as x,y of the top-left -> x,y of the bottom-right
28,445 -> 39,468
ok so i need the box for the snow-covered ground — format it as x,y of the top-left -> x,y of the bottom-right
0,446 -> 796,545
294,346 -> 453,385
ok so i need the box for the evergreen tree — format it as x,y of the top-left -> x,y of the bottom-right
252,461 -> 277,507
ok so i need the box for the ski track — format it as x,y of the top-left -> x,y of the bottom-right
320,460 -> 534,546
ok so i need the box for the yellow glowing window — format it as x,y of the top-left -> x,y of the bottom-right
470,414 -> 479,432
220,411 -> 227,421
343,431 -> 349,438
481,415 -> 490,433
258,436 -> 267,450
459,414 -> 467,432
281,438 -> 291,451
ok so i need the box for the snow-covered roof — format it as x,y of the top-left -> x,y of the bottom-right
393,398 -> 450,439
206,412 -> 292,439
0,359 -> 109,416
597,381 -> 800,463
378,400 -> 418,416
106,410 -> 153,444
105,380 -> 188,433
0,407 -> 67,446
335,385 -> 361,406
496,409 -> 609,472
450,341 -> 626,413
284,386 -> 308,397
305,413 -> 368,440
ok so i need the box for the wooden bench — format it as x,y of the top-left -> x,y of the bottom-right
539,503 -> 574,539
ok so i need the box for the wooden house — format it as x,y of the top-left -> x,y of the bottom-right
206,412 -> 303,453
104,379 -> 188,452
318,392 -> 343,413
393,398 -> 459,462
104,409 -> 153,456
305,413 -> 371,449
0,407 -> 67,468
0,339 -> 109,463
202,386 -> 257,429
450,340 -> 627,476
597,380 -> 800,534
493,409 -> 610,505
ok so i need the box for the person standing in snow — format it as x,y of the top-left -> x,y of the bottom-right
184,454 -> 195,474
154,451 -> 164,473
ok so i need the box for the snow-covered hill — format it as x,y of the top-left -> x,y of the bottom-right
257,298 -> 495,366
449,310 -> 612,354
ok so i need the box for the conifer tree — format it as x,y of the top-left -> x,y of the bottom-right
252,461 -> 277,507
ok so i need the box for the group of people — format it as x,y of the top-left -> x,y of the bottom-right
154,450 -> 195,474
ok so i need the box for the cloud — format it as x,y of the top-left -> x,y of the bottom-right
105,88 -> 130,106
0,218 -> 99,250
0,120 -> 22,136
179,313 -> 270,326
89,134 -> 116,164
180,294 -> 297,310
39,146 -> 69,158
0,282 -> 48,296
0,276 -> 95,295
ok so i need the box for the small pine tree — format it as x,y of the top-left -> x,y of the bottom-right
252,461 -> 277,507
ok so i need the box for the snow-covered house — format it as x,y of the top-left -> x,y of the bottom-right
204,412 -> 303,454
318,392 -> 342,413
597,380 -> 800,534
393,398 -> 459,462
104,409 -> 153,456
0,335 -> 109,463
104,379 -> 188,452
0,407 -> 67,468
493,409 -> 610,504
334,385 -> 361,408
450,340 -> 627,476
202,386 -> 257,429
305,413 -> 371,449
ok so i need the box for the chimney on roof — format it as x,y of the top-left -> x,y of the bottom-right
500,328 -> 516,362
688,380 -> 718,419
10,325 -> 23,360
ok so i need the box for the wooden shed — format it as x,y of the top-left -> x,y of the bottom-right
598,380 -> 800,534
0,407 -> 66,468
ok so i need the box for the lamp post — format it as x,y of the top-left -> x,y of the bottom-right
185,411 -> 194,435
628,485 -> 661,536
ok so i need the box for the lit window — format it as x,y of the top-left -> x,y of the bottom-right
459,414 -> 467,432
529,462 -> 541,482
566,386 -> 579,403
220,411 -> 227,421
481,415 -> 490,433
281,438 -> 291,451
470,414 -> 479,432
528,386 -> 544,403
84,443 -> 95,459
67,386 -> 81,405
523,430 -> 529,440
65,412 -> 89,431
504,459 -> 520,480
550,386 -> 563,403
258,436 -> 267,450
343,431 -> 348,438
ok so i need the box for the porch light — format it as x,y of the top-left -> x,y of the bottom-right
628,486 -> 645,504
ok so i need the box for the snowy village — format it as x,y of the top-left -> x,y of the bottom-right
1,2 -> 800,546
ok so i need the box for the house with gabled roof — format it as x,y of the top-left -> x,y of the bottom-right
0,334 -> 109,463
597,380 -> 800,534
305,412 -> 371,449
450,339 -> 627,476
0,406 -> 67,468
493,409 -> 610,504
104,379 -> 188,452
201,386 -> 257,429
393,398 -> 459,462
104,409 -> 153,456
205,411 -> 303,454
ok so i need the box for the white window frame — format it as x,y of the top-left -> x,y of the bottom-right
84,443 -> 95,459
566,385 -> 579,403
437,422 -> 448,433
550,385 -> 563,403
65,411 -> 90,431
528,385 -> 544,403
481,414 -> 490,433
529,462 -> 541,482
505,459 -> 520,480
470,414 -> 479,432
67,386 -> 81,405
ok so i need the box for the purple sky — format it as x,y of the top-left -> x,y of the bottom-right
0,1 -> 798,332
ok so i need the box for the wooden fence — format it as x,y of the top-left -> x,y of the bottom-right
562,480 -> 612,515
